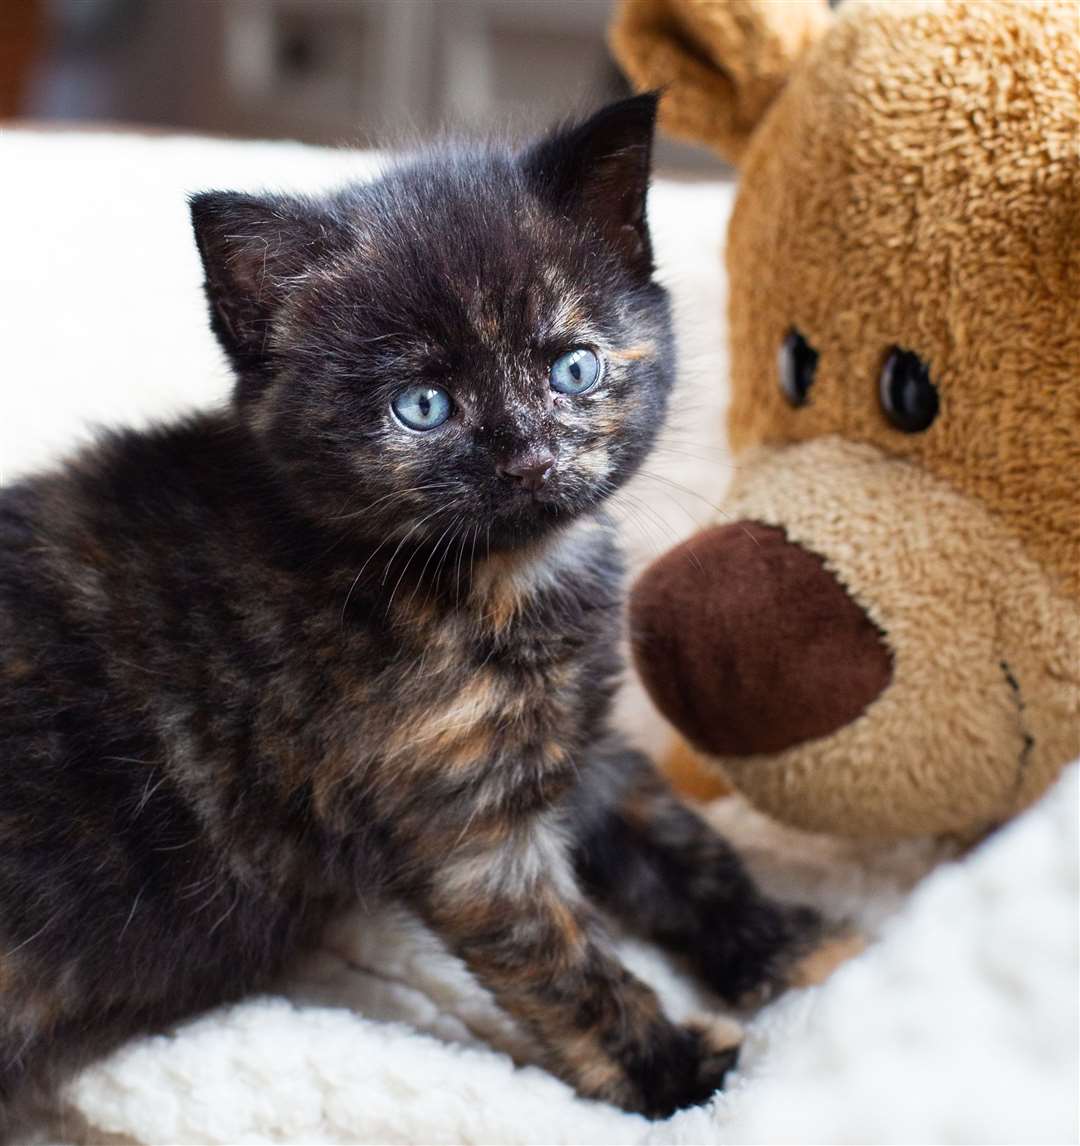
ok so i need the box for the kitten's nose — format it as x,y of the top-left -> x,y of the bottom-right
497,448 -> 556,492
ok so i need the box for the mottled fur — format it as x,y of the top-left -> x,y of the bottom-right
0,97 -> 817,1133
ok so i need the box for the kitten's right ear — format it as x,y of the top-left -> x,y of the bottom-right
521,93 -> 659,278
189,191 -> 339,371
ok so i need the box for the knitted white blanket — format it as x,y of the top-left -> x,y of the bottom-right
2,131 -> 1076,1146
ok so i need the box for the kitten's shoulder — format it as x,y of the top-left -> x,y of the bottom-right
80,409 -> 256,505
0,409 -> 275,586
19,410 -> 260,520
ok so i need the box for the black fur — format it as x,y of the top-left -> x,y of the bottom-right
0,95 -> 819,1134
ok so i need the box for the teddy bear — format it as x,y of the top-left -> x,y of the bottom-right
611,0 -> 1080,839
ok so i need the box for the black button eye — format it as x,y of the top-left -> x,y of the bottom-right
778,328 -> 819,407
879,347 -> 939,433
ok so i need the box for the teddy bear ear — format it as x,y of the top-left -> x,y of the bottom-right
609,0 -> 832,165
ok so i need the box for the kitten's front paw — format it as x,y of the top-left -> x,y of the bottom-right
681,1015 -> 743,1107
725,908 -> 865,1008
703,900 -> 827,1006
630,1016 -> 742,1120
787,929 -> 866,988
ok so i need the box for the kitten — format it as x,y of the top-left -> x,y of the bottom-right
0,95 -> 818,1132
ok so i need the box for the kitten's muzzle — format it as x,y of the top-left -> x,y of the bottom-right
497,447 -> 557,493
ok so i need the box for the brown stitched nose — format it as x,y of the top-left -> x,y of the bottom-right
497,448 -> 556,492
629,521 -> 894,757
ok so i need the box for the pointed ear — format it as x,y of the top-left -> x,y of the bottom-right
609,0 -> 832,165
521,93 -> 659,278
189,191 -> 341,370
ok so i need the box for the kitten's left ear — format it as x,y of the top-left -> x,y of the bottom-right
522,93 -> 659,277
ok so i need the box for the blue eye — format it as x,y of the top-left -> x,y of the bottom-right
391,385 -> 452,431
550,348 -> 601,395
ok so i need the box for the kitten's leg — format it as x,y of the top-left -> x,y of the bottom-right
408,814 -> 739,1118
0,1018 -> 68,1143
569,737 -> 826,1003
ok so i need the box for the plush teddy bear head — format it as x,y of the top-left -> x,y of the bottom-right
614,0 -> 1080,838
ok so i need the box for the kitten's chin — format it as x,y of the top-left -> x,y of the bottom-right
485,495 -> 583,551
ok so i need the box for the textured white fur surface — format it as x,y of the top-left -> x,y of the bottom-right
1,131 -> 1077,1145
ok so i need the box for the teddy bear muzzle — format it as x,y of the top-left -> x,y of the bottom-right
629,521 -> 894,757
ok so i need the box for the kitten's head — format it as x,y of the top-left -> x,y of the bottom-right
190,95 -> 672,549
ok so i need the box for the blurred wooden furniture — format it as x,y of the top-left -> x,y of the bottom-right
209,0 -> 619,143
0,0 -> 40,118
21,1 -> 719,169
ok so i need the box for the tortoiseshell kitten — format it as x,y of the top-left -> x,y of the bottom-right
0,96 -> 819,1134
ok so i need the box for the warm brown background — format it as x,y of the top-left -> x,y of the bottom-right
1,0 -> 40,118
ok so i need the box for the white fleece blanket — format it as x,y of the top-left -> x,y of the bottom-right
2,131 -> 1077,1146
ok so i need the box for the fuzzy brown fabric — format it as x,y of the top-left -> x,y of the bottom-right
639,439 -> 1080,837
631,522 -> 893,757
724,0 -> 1080,597
609,0 -> 830,164
617,0 -> 1080,837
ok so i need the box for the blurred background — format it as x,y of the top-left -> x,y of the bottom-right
1,0 -> 723,171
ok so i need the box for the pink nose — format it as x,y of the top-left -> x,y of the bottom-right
629,522 -> 894,757
497,449 -> 556,492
